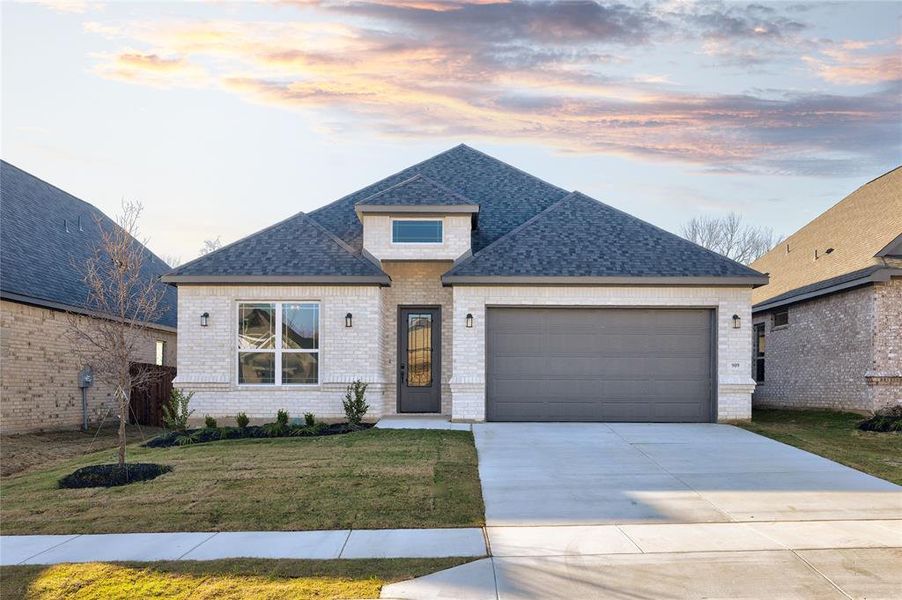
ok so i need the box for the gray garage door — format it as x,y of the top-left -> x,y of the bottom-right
486,308 -> 714,422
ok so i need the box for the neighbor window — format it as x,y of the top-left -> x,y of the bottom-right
773,309 -> 789,327
392,220 -> 443,243
753,323 -> 765,383
238,302 -> 319,385
155,341 -> 165,366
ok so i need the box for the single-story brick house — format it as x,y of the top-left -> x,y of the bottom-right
0,161 -> 178,433
163,145 -> 766,423
751,166 -> 901,413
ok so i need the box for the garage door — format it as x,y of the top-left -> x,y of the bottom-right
486,308 -> 714,422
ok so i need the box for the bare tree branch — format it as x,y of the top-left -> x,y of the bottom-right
66,200 -> 166,467
681,213 -> 779,265
199,236 -> 222,256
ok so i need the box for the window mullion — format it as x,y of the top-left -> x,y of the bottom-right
275,302 -> 282,386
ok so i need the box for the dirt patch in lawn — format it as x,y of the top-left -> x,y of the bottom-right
0,558 -> 472,600
1,428 -> 485,534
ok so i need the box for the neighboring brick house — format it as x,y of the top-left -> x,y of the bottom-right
0,161 -> 178,433
164,145 -> 766,423
751,167 -> 902,413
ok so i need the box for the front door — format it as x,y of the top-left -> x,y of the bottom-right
398,307 -> 441,413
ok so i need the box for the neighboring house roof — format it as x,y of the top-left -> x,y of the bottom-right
163,211 -> 389,284
310,144 -> 568,252
753,265 -> 902,312
0,160 -> 177,329
443,192 -> 767,285
751,166 -> 902,304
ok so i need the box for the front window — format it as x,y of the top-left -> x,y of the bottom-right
238,302 -> 319,385
392,220 -> 443,243
753,323 -> 765,383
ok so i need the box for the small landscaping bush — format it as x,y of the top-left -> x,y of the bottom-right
144,422 -> 372,448
304,412 -> 316,427
343,380 -> 369,429
204,415 -> 217,428
162,388 -> 194,431
235,412 -> 250,428
859,404 -> 902,433
59,463 -> 171,488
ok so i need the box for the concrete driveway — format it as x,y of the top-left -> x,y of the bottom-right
383,423 -> 902,599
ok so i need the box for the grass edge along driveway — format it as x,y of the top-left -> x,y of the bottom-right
737,408 -> 902,485
0,558 -> 473,600
1,428 -> 485,534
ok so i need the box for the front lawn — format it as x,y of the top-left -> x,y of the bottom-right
0,558 -> 470,600
0,429 -> 484,534
737,409 -> 902,485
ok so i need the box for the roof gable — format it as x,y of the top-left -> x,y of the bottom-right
444,192 -> 766,282
356,174 -> 476,207
164,211 -> 388,283
0,161 -> 177,328
310,144 -> 568,252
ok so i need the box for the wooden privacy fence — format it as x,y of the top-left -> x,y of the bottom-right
129,363 -> 177,427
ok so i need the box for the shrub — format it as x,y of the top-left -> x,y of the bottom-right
859,404 -> 902,433
204,415 -> 217,428
162,389 -> 194,431
343,380 -> 369,429
304,412 -> 316,427
276,409 -> 289,427
236,412 -> 250,428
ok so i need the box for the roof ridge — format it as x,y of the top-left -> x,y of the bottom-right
356,173 -> 475,206
308,145 -> 468,220
455,144 -> 569,195
167,209 -> 308,276
448,191 -> 579,272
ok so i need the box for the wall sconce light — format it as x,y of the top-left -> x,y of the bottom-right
732,314 -> 741,329
465,313 -> 474,328
345,312 -> 353,328
200,312 -> 209,327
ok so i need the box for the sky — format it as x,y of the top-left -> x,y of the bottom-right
2,0 -> 900,264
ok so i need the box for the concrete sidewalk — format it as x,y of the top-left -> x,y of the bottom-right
0,528 -> 487,566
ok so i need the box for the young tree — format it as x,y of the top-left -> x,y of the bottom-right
68,200 -> 168,467
681,213 -> 779,265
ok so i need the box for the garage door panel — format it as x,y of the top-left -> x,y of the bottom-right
487,308 -> 714,422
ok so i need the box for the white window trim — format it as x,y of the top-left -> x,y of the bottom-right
237,301 -> 321,387
391,217 -> 444,245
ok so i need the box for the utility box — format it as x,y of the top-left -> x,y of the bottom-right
78,367 -> 94,389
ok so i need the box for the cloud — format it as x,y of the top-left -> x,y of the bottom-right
803,38 -> 902,85
80,3 -> 901,176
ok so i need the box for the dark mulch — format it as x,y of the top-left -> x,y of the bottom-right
59,463 -> 172,488
859,405 -> 902,433
145,423 -> 375,448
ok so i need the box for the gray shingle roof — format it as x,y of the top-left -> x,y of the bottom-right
164,211 -> 388,283
310,144 -> 568,252
356,174 -> 476,207
0,160 -> 177,328
753,265 -> 896,311
444,192 -> 767,282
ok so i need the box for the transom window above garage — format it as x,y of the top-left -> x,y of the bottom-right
237,302 -> 319,385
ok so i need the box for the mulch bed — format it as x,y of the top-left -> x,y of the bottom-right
144,423 -> 375,448
59,463 -> 172,488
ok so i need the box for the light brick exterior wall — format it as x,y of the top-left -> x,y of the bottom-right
752,278 -> 901,413
173,284 -> 386,422
0,299 -> 176,434
379,261 -> 454,415
450,286 -> 756,422
361,214 -> 471,262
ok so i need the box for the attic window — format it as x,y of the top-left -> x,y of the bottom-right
773,310 -> 789,328
392,219 -> 443,244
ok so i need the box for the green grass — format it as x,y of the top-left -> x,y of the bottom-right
737,409 -> 902,485
0,429 -> 484,534
0,558 -> 471,600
